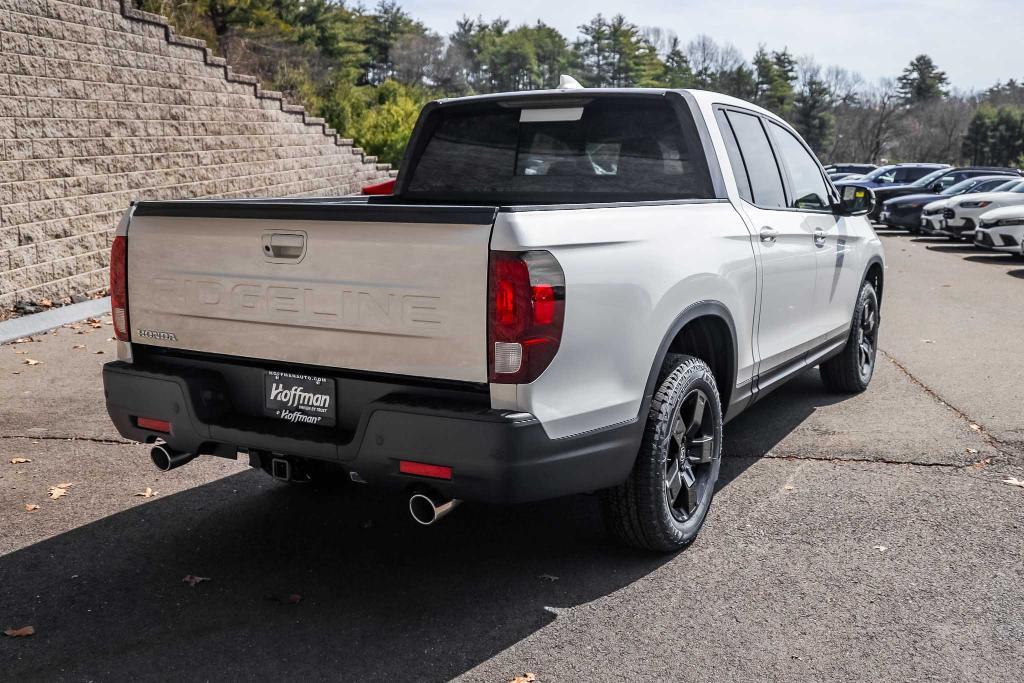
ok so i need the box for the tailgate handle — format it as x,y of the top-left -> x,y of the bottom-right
262,231 -> 306,262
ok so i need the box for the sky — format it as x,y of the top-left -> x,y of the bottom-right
398,0 -> 1022,92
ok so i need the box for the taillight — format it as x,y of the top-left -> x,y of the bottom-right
488,251 -> 565,383
110,235 -> 129,341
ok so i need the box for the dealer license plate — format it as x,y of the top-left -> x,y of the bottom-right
264,371 -> 335,427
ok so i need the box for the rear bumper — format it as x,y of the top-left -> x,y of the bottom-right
102,361 -> 639,504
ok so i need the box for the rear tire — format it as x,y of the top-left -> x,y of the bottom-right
600,354 -> 723,552
820,281 -> 879,393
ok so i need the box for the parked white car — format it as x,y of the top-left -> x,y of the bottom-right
917,176 -> 1021,235
975,205 -> 1024,254
941,179 -> 1024,239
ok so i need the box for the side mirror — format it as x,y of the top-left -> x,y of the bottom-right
835,185 -> 875,216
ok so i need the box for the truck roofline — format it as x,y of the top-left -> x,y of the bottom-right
427,87 -> 784,123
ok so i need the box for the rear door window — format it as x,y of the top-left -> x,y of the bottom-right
723,110 -> 787,209
404,97 -> 714,204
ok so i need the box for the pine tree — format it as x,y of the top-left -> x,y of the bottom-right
897,55 -> 949,103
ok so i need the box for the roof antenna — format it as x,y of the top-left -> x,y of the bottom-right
558,74 -> 584,90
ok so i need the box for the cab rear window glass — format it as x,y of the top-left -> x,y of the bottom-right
403,97 -> 715,204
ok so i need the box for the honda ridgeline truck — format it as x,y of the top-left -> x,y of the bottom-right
103,87 -> 884,551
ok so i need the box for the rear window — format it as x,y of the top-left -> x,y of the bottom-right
402,97 -> 715,204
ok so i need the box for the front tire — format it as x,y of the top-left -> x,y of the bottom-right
600,354 -> 723,552
820,280 -> 879,393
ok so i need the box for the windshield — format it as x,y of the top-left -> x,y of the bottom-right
909,169 -> 948,188
861,165 -> 897,180
991,179 -> 1021,192
940,178 -> 982,195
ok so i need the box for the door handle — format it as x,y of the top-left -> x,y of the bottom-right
261,231 -> 307,262
759,226 -> 779,243
814,228 -> 827,247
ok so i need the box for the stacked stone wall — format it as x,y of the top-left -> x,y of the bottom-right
0,0 -> 395,307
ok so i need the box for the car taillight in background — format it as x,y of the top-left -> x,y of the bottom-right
110,235 -> 130,341
361,178 -> 396,195
488,250 -> 565,384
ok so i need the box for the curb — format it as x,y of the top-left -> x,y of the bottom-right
0,297 -> 111,344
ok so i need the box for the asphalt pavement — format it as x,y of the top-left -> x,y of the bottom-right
1,231 -> 1022,681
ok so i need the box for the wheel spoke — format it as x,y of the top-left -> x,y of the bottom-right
671,408 -> 687,452
665,457 -> 684,503
859,341 -> 872,369
680,466 -> 698,514
686,393 -> 706,436
686,435 -> 715,464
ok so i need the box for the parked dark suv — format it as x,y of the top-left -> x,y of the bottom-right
824,163 -> 877,176
834,163 -> 948,191
871,166 -> 1022,221
880,175 -> 1019,232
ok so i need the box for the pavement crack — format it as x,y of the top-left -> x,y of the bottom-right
879,349 -> 1016,461
0,434 -> 134,445
756,453 -> 965,469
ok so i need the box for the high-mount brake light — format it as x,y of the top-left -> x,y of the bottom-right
487,251 -> 565,384
110,235 -> 130,341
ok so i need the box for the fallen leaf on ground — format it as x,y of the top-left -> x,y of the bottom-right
1003,478 -> 1024,489
183,575 -> 211,587
23,359 -> 42,366
66,323 -> 82,330
920,339 -> 935,344
48,483 -> 73,500
72,344 -> 86,350
538,574 -> 559,582
94,350 -> 104,355
783,484 -> 795,491
510,674 -> 537,683
39,298 -> 53,308
966,448 -> 978,454
24,504 -> 39,512
11,337 -> 34,344
14,350 -> 27,355
9,457 -> 31,464
969,423 -> 982,432
3,626 -> 35,638
134,487 -> 157,498
873,545 -> 888,552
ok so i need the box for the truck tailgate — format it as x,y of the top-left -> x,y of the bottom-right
126,201 -> 496,383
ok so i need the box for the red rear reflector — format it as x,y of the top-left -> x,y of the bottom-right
137,417 -> 170,433
399,460 -> 452,480
361,178 -> 396,195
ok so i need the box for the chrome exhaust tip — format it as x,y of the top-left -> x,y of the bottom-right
408,492 -> 461,526
150,443 -> 195,472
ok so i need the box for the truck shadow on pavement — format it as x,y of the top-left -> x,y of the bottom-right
0,372 -> 850,681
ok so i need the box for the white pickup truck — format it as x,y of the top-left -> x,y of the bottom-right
103,87 -> 884,551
